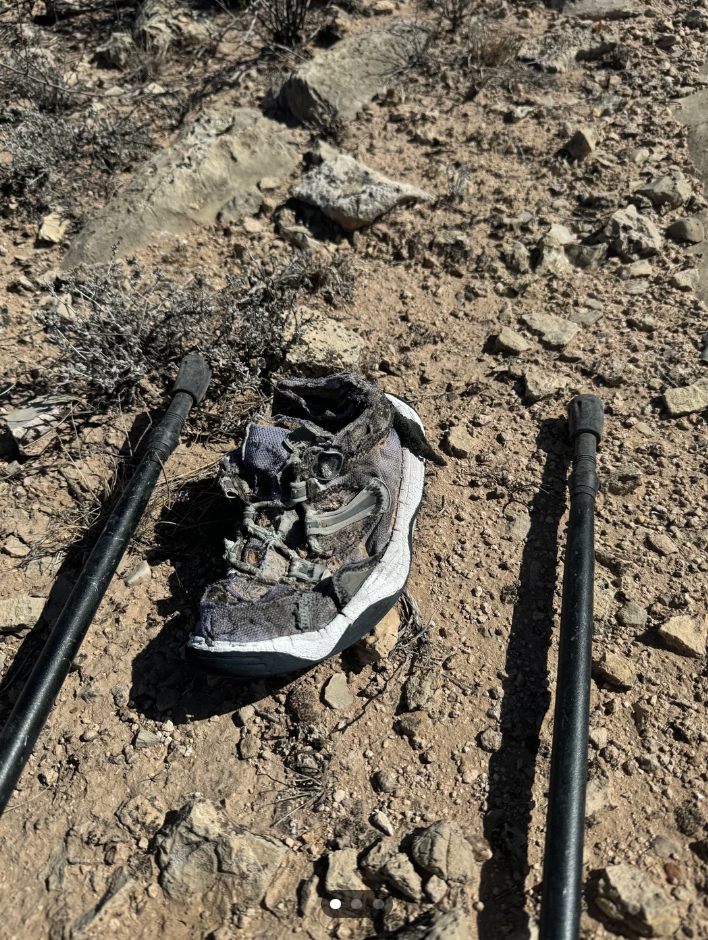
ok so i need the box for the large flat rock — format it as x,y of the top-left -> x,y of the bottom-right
275,22 -> 427,124
63,109 -> 299,268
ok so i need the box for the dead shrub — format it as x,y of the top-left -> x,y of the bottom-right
463,19 -> 523,91
432,0 -> 473,33
254,0 -> 312,47
34,252 -> 355,419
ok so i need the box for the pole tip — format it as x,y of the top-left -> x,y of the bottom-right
568,394 -> 604,443
172,354 -> 212,405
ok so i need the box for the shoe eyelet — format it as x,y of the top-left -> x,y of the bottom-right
315,450 -> 344,481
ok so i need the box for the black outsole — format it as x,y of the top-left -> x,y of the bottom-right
185,497 -> 420,679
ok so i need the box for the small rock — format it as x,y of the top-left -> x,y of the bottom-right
124,560 -> 151,587
563,0 -> 639,20
658,615 -> 706,658
357,607 -> 400,664
135,728 -> 162,749
403,665 -> 440,711
638,174 -> 692,210
2,535 -> 29,558
111,684 -> 130,708
647,532 -> 678,556
504,510 -> 531,542
594,578 -> 616,621
621,259 -> 653,279
371,810 -> 395,836
616,602 -> 648,630
566,243 -> 607,270
323,673 -> 354,710
506,241 -> 531,274
234,704 -> 255,726
606,469 -> 643,496
495,327 -> 529,355
71,867 -> 134,937
291,154 -> 432,231
117,795 -> 164,837
524,368 -> 568,402
604,204 -> 663,260
566,127 -> 597,160
667,218 -> 704,244
371,769 -> 398,794
669,268 -> 699,291
592,651 -> 636,688
38,210 -> 70,245
443,426 -> 475,459
664,377 -> 708,417
326,848 -> 367,892
652,835 -> 680,859
629,147 -> 651,164
410,820 -> 477,884
424,874 -> 448,903
596,863 -> 680,937
522,311 -> 579,349
479,729 -> 503,753
95,31 -> 136,70
382,909 -> 470,940
239,732 -> 260,759
285,317 -> 363,376
0,595 -> 44,633
586,774 -> 617,825
361,839 -> 423,901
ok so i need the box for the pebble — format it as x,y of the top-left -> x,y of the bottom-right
411,820 -> 477,884
370,810 -> 395,836
479,728 -> 503,753
652,835 -> 680,859
326,848 -> 367,892
135,728 -> 162,749
658,615 -> 707,659
124,559 -> 151,587
664,377 -> 708,417
495,327 -> 529,355
524,368 -> 568,402
443,425 -> 475,459
0,595 -> 45,633
592,651 -> 636,688
403,666 -> 440,711
38,210 -> 70,245
323,673 -> 354,710
669,268 -> 699,291
566,126 -> 597,160
234,704 -> 255,726
2,535 -> 29,558
356,607 -> 400,664
596,864 -> 680,937
616,601 -> 648,630
424,874 -> 448,903
239,732 -> 259,759
667,218 -> 704,244
504,510 -> 531,542
522,311 -> 579,349
647,532 -> 678,556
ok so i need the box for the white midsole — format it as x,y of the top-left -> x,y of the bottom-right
187,395 -> 425,662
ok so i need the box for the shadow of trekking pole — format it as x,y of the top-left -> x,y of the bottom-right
477,416 -> 571,940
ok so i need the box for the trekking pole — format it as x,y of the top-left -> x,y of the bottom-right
0,354 -> 211,816
539,394 -> 604,940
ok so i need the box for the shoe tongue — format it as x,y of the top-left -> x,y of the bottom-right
241,424 -> 291,498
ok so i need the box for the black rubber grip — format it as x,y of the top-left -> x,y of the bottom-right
172,354 -> 212,405
567,394 -> 604,443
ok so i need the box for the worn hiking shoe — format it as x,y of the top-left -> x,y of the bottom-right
187,373 -> 437,677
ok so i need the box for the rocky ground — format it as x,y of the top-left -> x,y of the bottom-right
1,0 -> 708,937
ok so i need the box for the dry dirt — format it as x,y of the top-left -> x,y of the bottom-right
1,0 -> 708,938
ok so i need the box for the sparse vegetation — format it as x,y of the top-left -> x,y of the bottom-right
34,252 -> 355,417
254,0 -> 312,47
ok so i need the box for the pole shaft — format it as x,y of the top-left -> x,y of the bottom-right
540,407 -> 602,940
0,390 -> 195,814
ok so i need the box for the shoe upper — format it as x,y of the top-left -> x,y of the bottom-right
194,373 -> 409,647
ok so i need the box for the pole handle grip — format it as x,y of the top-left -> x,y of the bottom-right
172,354 -> 212,405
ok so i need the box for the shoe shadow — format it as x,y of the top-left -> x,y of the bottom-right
130,476 -> 301,723
477,417 -> 571,940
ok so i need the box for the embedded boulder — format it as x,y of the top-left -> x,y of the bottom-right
154,799 -> 286,910
63,109 -> 299,268
274,22 -> 427,124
